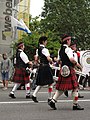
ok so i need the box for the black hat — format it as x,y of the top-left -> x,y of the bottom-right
17,42 -> 24,48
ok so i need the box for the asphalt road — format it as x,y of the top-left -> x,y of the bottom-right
0,86 -> 90,120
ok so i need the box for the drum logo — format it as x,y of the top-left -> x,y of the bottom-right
81,50 -> 90,67
86,58 -> 90,64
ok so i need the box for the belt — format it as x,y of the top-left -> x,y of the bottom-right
40,63 -> 49,66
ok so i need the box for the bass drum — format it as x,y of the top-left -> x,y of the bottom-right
80,50 -> 90,75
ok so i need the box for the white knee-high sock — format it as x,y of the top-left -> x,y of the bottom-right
25,83 -> 30,95
72,91 -> 78,105
52,90 -> 63,102
48,84 -> 53,99
10,83 -> 21,94
33,86 -> 42,97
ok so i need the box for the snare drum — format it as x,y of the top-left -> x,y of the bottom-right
75,70 -> 86,89
75,70 -> 86,82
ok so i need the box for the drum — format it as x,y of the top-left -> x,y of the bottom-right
30,68 -> 37,90
75,70 -> 86,89
80,50 -> 90,75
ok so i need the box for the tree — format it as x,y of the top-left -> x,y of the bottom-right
41,0 -> 90,50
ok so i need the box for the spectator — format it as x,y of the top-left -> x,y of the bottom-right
1,53 -> 11,90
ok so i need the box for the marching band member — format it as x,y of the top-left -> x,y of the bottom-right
48,34 -> 84,110
70,38 -> 84,98
32,36 -> 54,103
9,42 -> 32,99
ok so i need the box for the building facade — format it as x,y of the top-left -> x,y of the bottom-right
0,0 -> 30,80
0,0 -> 30,56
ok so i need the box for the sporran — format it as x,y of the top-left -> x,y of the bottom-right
61,65 -> 70,77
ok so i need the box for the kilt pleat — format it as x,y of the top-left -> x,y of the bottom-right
13,68 -> 30,84
56,67 -> 78,90
36,65 -> 54,86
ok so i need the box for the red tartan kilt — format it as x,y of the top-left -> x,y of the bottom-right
13,68 -> 30,84
56,67 -> 78,90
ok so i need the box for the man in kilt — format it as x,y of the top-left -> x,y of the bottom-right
9,42 -> 32,99
32,36 -> 54,103
48,34 -> 84,110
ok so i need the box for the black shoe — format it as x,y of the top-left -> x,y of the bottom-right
78,95 -> 84,98
64,90 -> 68,97
32,95 -> 38,103
9,93 -> 16,99
78,93 -> 84,98
48,98 -> 52,105
73,104 -> 84,110
26,95 -> 31,99
48,98 -> 52,103
26,93 -> 31,99
48,101 -> 57,110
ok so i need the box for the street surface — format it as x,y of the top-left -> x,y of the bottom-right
0,85 -> 90,120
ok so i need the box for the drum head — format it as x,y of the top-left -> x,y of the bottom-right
80,50 -> 90,68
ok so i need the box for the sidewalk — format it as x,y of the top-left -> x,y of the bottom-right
0,80 -> 14,88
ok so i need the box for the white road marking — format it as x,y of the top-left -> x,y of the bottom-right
0,99 -> 90,104
31,91 -> 90,94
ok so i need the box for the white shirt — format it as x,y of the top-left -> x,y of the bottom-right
36,44 -> 50,57
19,49 -> 29,64
73,51 -> 78,62
64,44 -> 74,59
57,45 -> 74,61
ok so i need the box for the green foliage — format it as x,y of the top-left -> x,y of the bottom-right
41,0 -> 90,50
